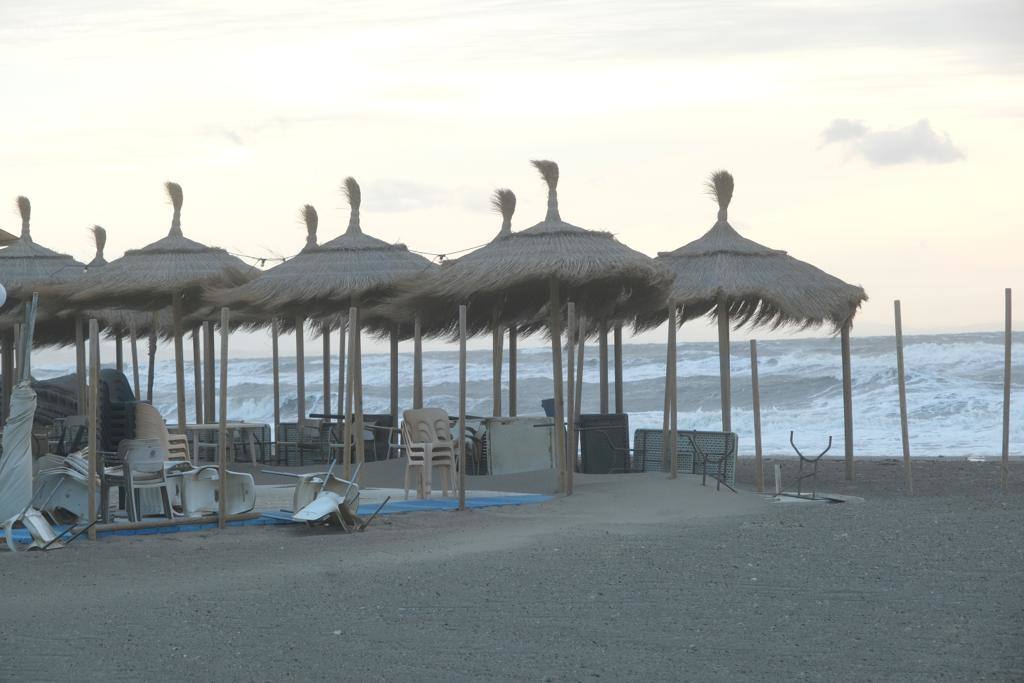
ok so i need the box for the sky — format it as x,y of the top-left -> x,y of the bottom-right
1,0 -> 1022,359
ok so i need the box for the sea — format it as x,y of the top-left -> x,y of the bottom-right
31,331 -> 1023,458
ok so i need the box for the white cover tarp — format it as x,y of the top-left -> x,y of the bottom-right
0,381 -> 36,521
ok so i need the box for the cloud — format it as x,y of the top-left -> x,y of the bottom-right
820,118 -> 964,165
364,179 -> 448,212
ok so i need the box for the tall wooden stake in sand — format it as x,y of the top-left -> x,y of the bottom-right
129,321 -> 141,399
668,307 -> 678,478
294,315 -> 305,425
571,314 -> 585,494
548,279 -> 566,493
203,321 -> 215,424
894,300 -> 913,495
1002,288 -> 1012,491
717,294 -> 732,433
458,304 -> 468,510
508,326 -> 518,416
491,313 -> 503,417
337,316 -> 347,419
271,319 -> 281,459
613,324 -> 624,414
342,307 -> 357,480
599,324 -> 609,414
390,325 -> 399,425
172,293 -> 188,434
750,339 -> 764,492
115,333 -> 124,374
841,323 -> 854,480
218,307 -> 229,529
322,326 -> 331,420
412,314 -> 422,409
566,303 -> 576,488
87,319 -> 99,540
192,326 -> 203,423
75,316 -> 86,414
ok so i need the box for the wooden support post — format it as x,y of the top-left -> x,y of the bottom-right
751,339 -> 764,493
390,325 -> 399,424
458,304 -> 467,510
548,279 -> 566,493
192,325 -> 202,423
203,321 -> 215,424
353,309 -> 364,472
129,322 -> 140,400
599,323 -> 609,414
271,319 -> 281,458
87,319 -> 99,540
508,325 -> 518,416
171,294 -> 187,434
115,333 -> 124,374
342,307 -> 356,480
717,295 -> 731,433
322,326 -> 331,420
146,312 -> 157,404
1002,288 -> 1012,492
295,315 -> 305,424
661,318 -> 672,472
491,315 -> 503,417
566,303 -> 576,489
668,306 -> 678,478
894,300 -> 912,495
572,314 -> 585,494
218,307 -> 229,529
412,315 -> 422,409
613,323 -> 624,414
75,316 -> 86,414
841,323 -> 854,481
337,315 -> 347,421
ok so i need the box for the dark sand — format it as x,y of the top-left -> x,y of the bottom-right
1,458 -> 1022,681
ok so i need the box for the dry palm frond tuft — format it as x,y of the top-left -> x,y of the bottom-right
531,160 -> 560,221
491,188 -> 516,236
343,177 -> 361,233
91,225 -> 107,253
705,170 -> 734,220
165,181 -> 184,236
301,204 -> 318,250
16,196 -> 31,238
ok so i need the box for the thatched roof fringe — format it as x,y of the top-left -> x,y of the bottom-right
16,196 -> 30,240
531,160 -> 560,221
491,188 -> 516,236
301,204 -> 318,251
705,170 -> 733,221
343,177 -> 361,234
165,181 -> 183,237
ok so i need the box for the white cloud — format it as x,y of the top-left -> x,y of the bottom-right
821,118 -> 964,165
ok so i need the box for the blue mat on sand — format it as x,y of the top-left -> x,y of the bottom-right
2,493 -> 551,544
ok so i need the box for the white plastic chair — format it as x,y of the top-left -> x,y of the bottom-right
401,408 -> 456,499
100,438 -> 175,522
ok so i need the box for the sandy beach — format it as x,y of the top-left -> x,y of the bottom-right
1,457 -> 1021,681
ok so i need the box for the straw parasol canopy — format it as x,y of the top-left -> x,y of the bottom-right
209,178 -> 435,324
0,227 -> 16,247
383,161 -> 670,337
653,171 -> 866,329
59,183 -> 256,312
0,197 -> 85,317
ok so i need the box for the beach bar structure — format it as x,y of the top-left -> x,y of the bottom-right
653,171 -> 866,485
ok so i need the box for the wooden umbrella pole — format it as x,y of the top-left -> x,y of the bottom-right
661,316 -> 672,471
390,324 -> 399,425
115,333 -> 124,374
217,307 -> 230,529
508,325 -> 518,416
295,315 -> 306,424
751,339 -> 764,492
87,319 -> 100,540
271,319 -> 281,461
668,306 -> 678,478
599,323 -> 609,414
572,313 -> 585,494
322,325 -> 331,420
337,315 -> 347,421
129,322 -> 141,400
342,307 -> 356,480
548,279 -> 566,493
171,293 -> 187,434
894,300 -> 912,495
613,323 -> 624,414
412,314 -> 422,409
458,304 -> 468,510
75,315 -> 86,414
841,323 -> 854,481
204,321 -> 216,423
1002,288 -> 1012,491
491,314 -> 502,417
353,308 -> 365,471
566,303 -> 576,487
147,311 -> 157,404
192,325 -> 203,423
717,295 -> 732,433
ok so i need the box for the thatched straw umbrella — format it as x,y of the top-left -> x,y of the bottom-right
0,197 -> 85,423
55,182 -> 256,433
0,227 -> 17,247
383,160 -> 670,493
210,178 -> 435,435
654,170 -> 867,477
